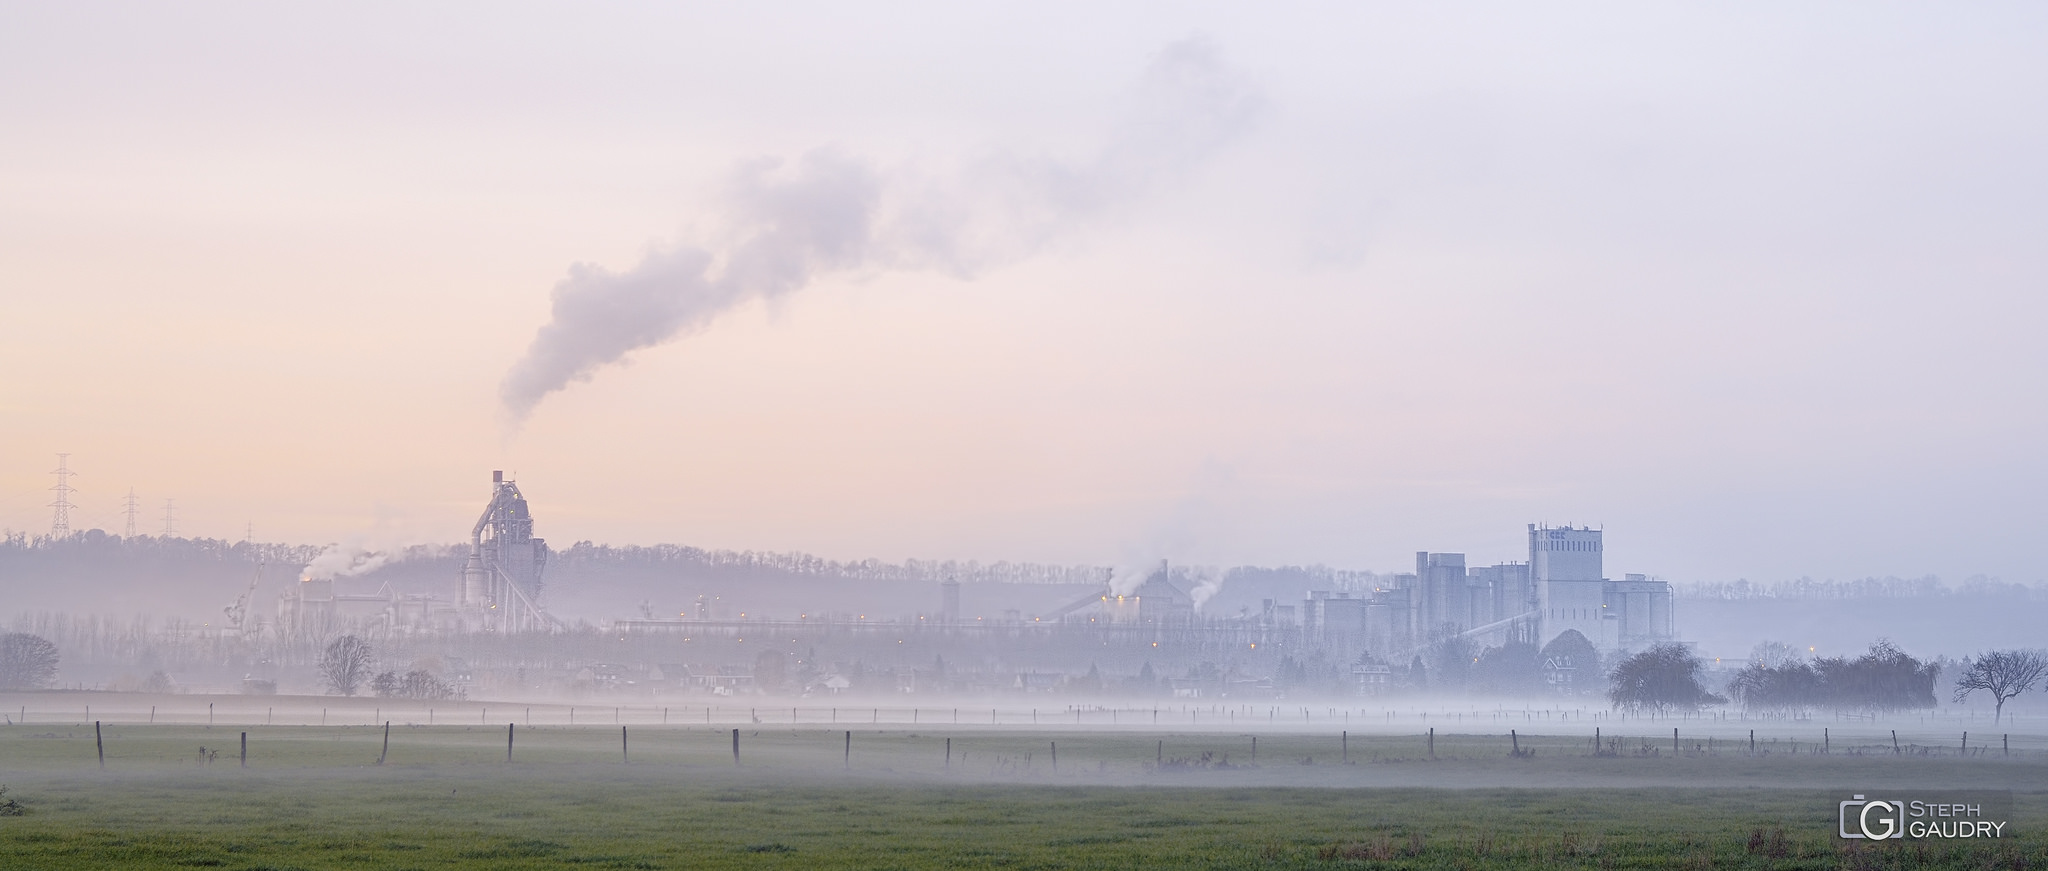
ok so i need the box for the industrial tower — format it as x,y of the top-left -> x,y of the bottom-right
457,471 -> 553,632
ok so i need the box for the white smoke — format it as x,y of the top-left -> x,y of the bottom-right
1108,564 -> 1152,597
500,37 -> 1264,425
300,540 -> 391,582
1108,561 -> 1225,612
1187,565 -> 1226,611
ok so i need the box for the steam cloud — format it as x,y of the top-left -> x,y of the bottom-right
1187,566 -> 1225,611
300,541 -> 390,582
500,38 -> 1264,424
1109,561 -> 1225,613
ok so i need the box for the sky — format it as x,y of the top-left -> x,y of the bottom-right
2,2 -> 2044,586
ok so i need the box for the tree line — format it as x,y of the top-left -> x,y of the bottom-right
1610,639 -> 2045,723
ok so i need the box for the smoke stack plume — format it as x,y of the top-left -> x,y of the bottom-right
500,37 -> 1263,426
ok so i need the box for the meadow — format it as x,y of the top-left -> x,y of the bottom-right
2,700 -> 2045,869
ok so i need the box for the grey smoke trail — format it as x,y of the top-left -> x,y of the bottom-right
500,37 -> 1263,425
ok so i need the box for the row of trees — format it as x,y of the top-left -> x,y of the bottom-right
1725,641 -> 1940,716
1610,640 -> 2046,723
316,635 -> 456,700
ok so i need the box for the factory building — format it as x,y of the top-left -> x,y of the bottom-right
457,471 -> 553,632
1531,524 -> 1607,649
1301,524 -> 1674,660
274,471 -> 554,638
1103,564 -> 1196,625
1526,525 -> 1674,651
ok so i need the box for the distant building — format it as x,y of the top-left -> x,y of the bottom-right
1527,525 -> 1675,651
1106,565 -> 1195,625
1309,524 -> 1675,663
1532,524 -> 1608,649
1606,574 -> 1675,648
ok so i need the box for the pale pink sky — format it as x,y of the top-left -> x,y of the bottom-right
3,3 -> 2044,584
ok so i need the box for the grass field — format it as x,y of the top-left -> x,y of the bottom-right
3,716 -> 2046,870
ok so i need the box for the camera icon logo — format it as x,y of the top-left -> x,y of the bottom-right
1840,795 -> 1901,840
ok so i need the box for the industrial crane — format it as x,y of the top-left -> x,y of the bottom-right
223,560 -> 262,636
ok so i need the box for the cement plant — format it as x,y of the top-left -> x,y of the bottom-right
9,466 -> 2043,727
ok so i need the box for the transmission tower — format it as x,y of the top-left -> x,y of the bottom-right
48,453 -> 77,538
162,498 -> 178,538
123,489 -> 141,538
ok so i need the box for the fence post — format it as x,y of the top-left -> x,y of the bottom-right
622,726 -> 629,764
1428,728 -> 1434,760
378,722 -> 389,765
1673,727 -> 1679,756
1513,730 -> 1520,756
240,731 -> 247,768
1051,741 -> 1057,773
732,728 -> 740,767
1158,740 -> 1163,764
1962,732 -> 1969,756
507,724 -> 514,762
95,721 -> 104,769
945,738 -> 951,771
844,731 -> 850,770
1342,731 -> 1348,764
1892,730 -> 1900,756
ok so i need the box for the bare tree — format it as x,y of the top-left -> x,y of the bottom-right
0,633 -> 59,689
1608,643 -> 1726,715
318,635 -> 375,696
1748,640 -> 1802,669
1953,649 -> 2047,724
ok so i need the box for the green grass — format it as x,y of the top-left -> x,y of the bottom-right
2,725 -> 2045,869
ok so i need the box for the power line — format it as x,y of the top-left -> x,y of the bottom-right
48,453 -> 77,538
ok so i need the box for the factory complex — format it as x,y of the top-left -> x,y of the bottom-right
263,473 -> 1676,698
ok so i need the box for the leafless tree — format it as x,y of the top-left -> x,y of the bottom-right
318,635 -> 375,696
1953,649 -> 2047,724
0,633 -> 59,689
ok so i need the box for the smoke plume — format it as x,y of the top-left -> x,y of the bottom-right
500,37 -> 1263,425
300,541 -> 391,582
